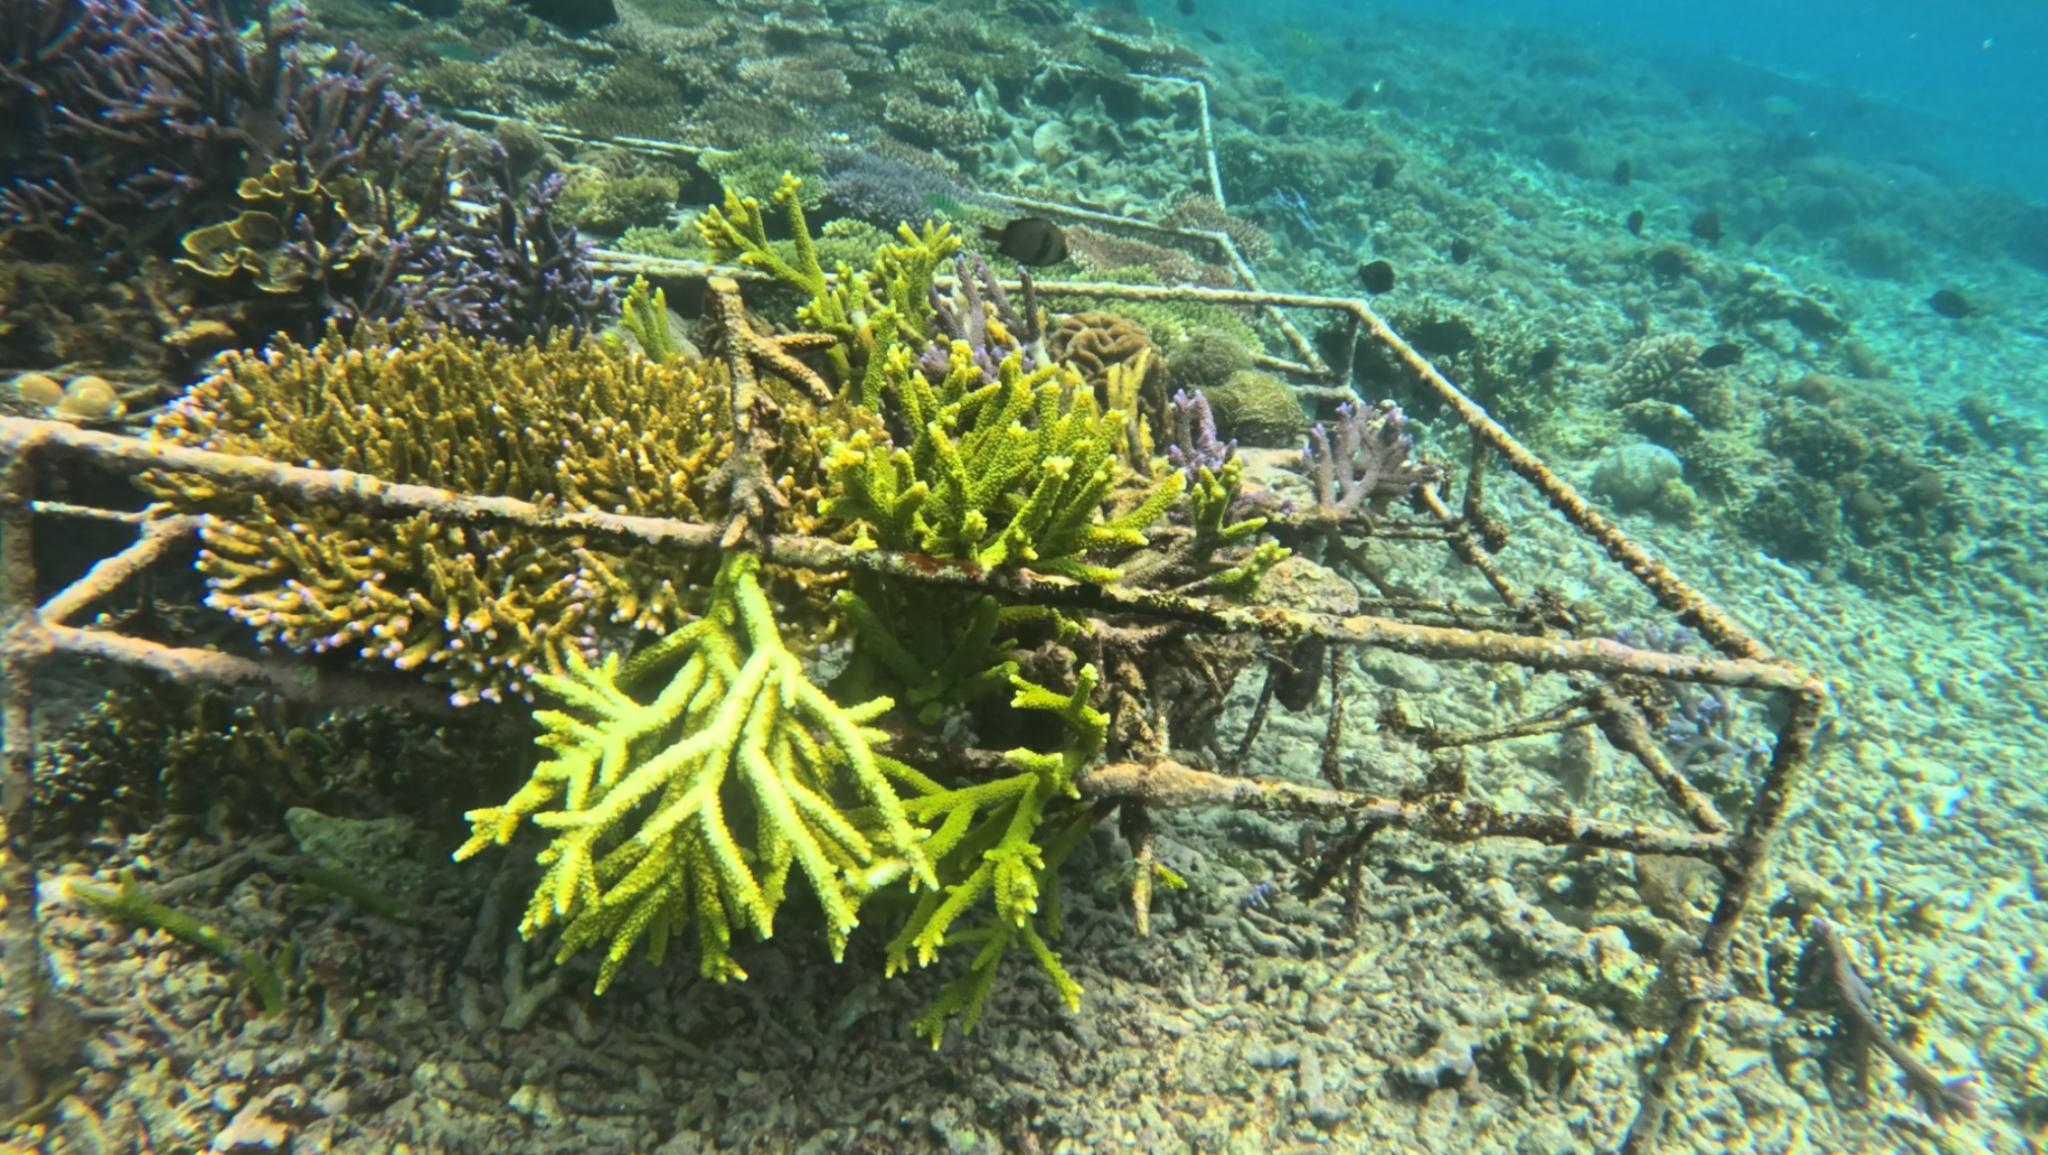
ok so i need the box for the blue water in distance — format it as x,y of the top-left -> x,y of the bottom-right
1249,0 -> 2048,200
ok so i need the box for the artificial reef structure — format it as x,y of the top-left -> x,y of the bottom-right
0,174 -> 1840,1155
0,5 -> 1862,1148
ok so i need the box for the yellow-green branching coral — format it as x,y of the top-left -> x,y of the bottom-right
144,323 -> 729,704
885,667 -> 1108,1045
823,345 -> 1184,582
698,172 -> 853,383
697,172 -> 961,389
612,276 -> 684,364
832,579 -> 1065,726
455,553 -> 936,991
1190,458 -> 1290,595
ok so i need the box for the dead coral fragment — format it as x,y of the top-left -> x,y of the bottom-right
144,326 -> 731,704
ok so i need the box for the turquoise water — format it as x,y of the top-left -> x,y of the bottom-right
2,1 -> 2045,1152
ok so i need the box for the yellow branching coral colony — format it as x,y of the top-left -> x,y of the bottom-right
147,175 -> 1288,1043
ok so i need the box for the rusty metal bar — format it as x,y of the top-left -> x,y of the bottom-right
1080,759 -> 1735,860
0,451 -> 41,1030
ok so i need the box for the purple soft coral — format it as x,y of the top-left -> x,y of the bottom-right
1166,389 -> 1237,481
1301,401 -> 1443,515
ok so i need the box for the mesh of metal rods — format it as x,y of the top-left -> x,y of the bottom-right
0,278 -> 1823,1153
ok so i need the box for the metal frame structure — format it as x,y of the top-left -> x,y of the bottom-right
0,269 -> 1823,1151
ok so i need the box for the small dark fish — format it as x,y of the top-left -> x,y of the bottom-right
1625,208 -> 1645,236
1698,342 -> 1745,368
1530,344 -> 1563,374
1357,259 -> 1395,294
1341,88 -> 1367,112
1648,248 -> 1685,280
1275,636 -> 1326,711
1263,111 -> 1290,135
1201,27 -> 1224,43
1449,237 -> 1474,264
1612,159 -> 1631,186
1690,211 -> 1723,246
1746,227 -> 1766,245
1370,158 -> 1397,190
1177,0 -> 1195,14
1343,36 -> 1356,51
980,218 -> 1068,267
1928,289 -> 1973,318
1412,318 -> 1476,356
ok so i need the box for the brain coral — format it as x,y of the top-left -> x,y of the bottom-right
1205,369 -> 1310,448
144,327 -> 734,704
1050,311 -> 1168,417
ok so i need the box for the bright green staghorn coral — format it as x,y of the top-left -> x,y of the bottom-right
886,666 -> 1109,1045
697,172 -> 959,387
611,276 -> 684,365
823,342 -> 1184,582
455,552 -> 936,990
1189,458 -> 1291,595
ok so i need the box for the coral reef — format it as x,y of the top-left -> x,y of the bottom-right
922,253 -> 1038,383
823,148 -> 1000,232
1165,388 -> 1238,481
0,0 -> 613,360
699,140 -> 827,209
822,343 -> 1182,582
1165,328 -> 1258,391
396,166 -> 616,343
1048,310 -> 1166,420
1061,225 -> 1231,286
1163,194 -> 1275,262
455,552 -> 934,990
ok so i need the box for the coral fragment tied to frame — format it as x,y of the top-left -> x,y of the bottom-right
455,553 -> 935,991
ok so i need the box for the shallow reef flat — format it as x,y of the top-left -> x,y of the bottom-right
2,0 -> 2046,1153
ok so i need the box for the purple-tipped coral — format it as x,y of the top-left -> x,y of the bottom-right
394,163 -> 616,343
1300,400 -> 1442,515
921,253 -> 1032,382
1166,389 -> 1236,481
